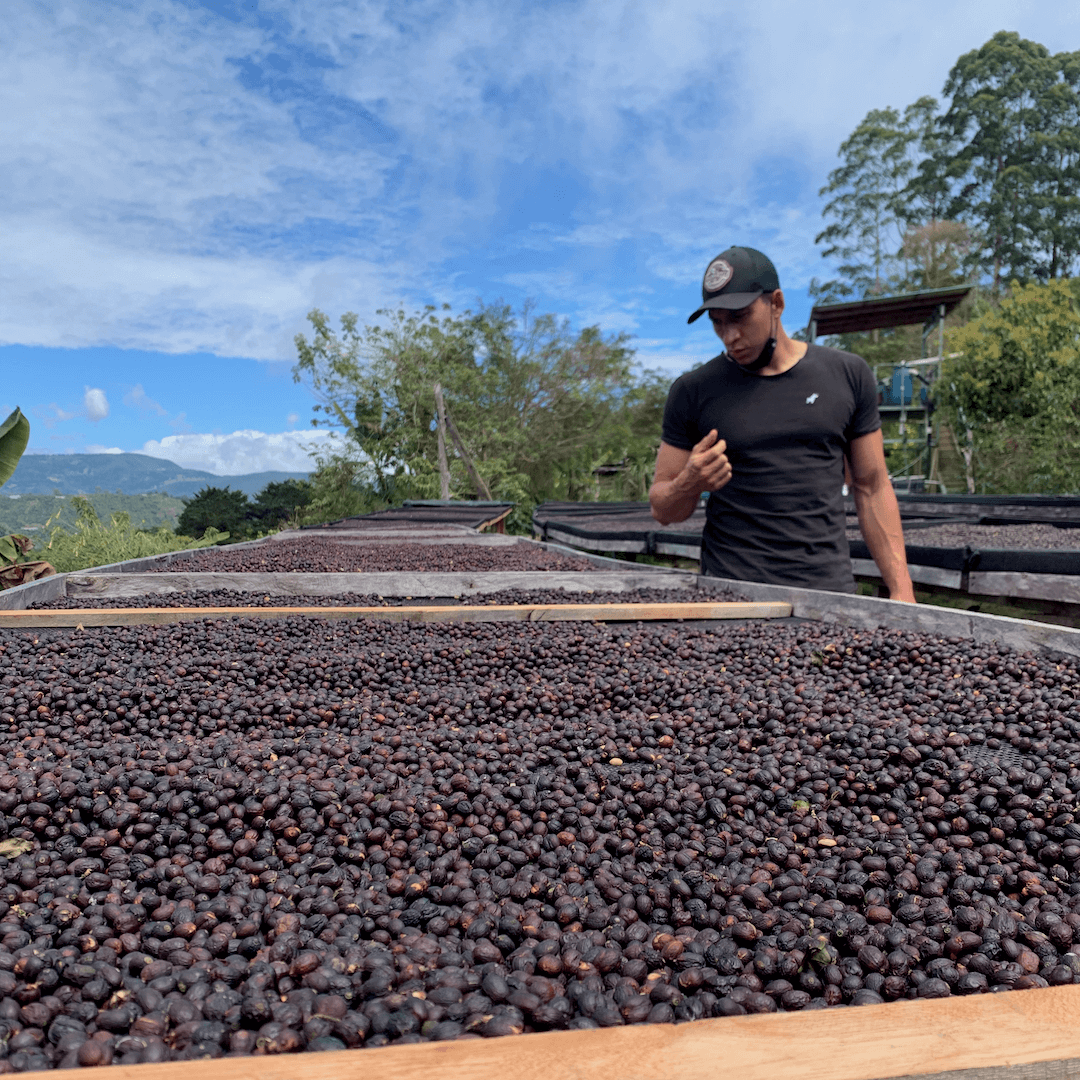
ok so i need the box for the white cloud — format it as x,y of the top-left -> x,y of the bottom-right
2,0 -> 1078,360
140,429 -> 338,474
84,445 -> 123,454
122,384 -> 167,415
83,387 -> 109,421
37,404 -> 77,428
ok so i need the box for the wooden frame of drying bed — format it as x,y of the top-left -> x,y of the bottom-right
10,983 -> 1080,1080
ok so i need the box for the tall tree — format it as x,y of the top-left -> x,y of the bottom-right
1033,49 -> 1080,279
817,35 -> 1080,299
939,32 -> 1062,290
814,98 -> 939,301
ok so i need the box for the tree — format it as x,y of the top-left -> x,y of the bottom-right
251,479 -> 313,528
939,32 -> 1080,290
935,280 -> 1080,492
177,487 -> 251,540
898,220 -> 975,290
1034,50 -> 1080,279
816,35 -> 1080,301
293,302 -> 656,526
813,99 -> 939,301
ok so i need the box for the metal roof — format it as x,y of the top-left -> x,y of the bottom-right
809,285 -> 973,337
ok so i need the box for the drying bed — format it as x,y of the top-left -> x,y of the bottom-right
532,500 -> 1080,605
153,541 -> 600,575
0,615 -> 1079,1070
846,522 -> 1080,551
304,502 -> 515,533
26,587 -> 747,612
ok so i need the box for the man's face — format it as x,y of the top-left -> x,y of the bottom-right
708,294 -> 776,364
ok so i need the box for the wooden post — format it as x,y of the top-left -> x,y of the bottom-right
441,397 -> 493,500
433,383 -> 452,501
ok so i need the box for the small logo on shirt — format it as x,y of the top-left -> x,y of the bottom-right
806,393 -> 819,405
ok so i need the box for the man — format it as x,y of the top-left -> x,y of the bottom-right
649,246 -> 914,600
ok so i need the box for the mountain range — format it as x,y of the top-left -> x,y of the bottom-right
6,454 -> 309,498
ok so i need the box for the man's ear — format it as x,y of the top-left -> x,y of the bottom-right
770,289 -> 786,317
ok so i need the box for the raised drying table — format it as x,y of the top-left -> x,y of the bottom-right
534,498 -> 1080,608
4,522 -> 1080,1079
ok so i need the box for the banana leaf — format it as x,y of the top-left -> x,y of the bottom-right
0,408 -> 29,488
0,535 -> 32,565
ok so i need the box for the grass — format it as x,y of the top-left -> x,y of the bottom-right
25,498 -> 226,576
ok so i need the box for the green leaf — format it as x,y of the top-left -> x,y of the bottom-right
0,535 -> 32,567
0,409 -> 29,489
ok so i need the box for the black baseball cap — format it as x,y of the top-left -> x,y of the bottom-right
687,246 -> 780,324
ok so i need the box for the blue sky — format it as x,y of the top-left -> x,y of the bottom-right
3,0 -> 1078,473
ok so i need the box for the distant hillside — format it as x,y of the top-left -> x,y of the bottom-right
7,454 -> 309,498
0,493 -> 187,534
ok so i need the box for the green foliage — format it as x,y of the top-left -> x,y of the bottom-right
294,303 -> 665,529
898,220 -> 976,291
178,480 -> 316,538
941,32 -> 1080,288
0,409 -> 29,489
0,492 -> 186,535
816,32 -> 1080,301
814,99 -> 939,301
251,478 -> 313,529
937,280 -> 1080,492
0,407 -> 48,589
177,486 -> 253,540
0,535 -> 32,566
43,497 -> 226,573
297,446 -> 383,525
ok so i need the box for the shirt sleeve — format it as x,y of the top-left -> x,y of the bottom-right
843,354 -> 881,442
660,376 -> 697,451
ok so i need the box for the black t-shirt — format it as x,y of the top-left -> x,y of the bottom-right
661,344 -> 880,592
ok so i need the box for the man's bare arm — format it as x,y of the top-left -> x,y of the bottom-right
847,430 -> 915,603
649,432 -> 731,525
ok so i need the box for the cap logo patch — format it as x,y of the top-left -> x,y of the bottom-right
703,258 -> 733,293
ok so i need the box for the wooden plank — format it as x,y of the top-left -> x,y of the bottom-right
654,540 -> 703,559
63,570 -> 698,598
851,558 -> 963,590
0,601 -> 792,629
695,575 -> 1080,660
540,526 -> 647,554
0,572 -> 68,611
516,536 -> 673,571
478,505 -> 514,532
10,984 -> 1080,1080
969,571 -> 1080,605
894,1061 -> 1080,1080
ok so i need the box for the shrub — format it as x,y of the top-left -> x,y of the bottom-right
42,498 -> 225,573
177,486 -> 252,540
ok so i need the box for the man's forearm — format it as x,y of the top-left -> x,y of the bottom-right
853,482 -> 915,601
649,475 -> 701,525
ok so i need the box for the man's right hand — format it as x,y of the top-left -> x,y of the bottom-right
681,429 -> 731,493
